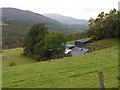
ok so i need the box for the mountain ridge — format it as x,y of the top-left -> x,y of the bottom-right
44,13 -> 89,25
2,7 -> 89,34
2,8 -> 59,24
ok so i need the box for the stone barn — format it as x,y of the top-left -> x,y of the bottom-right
65,44 -> 76,49
75,40 -> 92,48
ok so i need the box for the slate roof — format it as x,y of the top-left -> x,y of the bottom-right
75,40 -> 90,43
71,47 -> 90,56
66,44 -> 75,49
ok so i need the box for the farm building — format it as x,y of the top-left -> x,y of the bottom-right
75,40 -> 92,48
65,44 -> 93,56
65,44 -> 76,49
71,47 -> 93,56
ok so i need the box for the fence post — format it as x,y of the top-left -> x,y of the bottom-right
98,72 -> 105,90
117,76 -> 120,89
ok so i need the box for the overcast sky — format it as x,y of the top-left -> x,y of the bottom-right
0,0 -> 119,20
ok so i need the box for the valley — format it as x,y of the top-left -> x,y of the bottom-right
1,6 -> 119,89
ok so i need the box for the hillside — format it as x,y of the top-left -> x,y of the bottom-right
44,13 -> 89,25
2,20 -> 32,43
2,8 -> 58,25
2,48 -> 37,67
2,8 -> 88,34
2,19 -> 88,49
2,20 -> 32,49
2,38 -> 118,88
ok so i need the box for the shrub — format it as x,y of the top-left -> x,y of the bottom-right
9,62 -> 17,66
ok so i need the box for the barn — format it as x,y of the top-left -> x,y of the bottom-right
75,40 -> 92,48
65,44 -> 76,49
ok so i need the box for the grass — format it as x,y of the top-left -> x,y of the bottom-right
81,37 -> 90,40
2,48 -> 37,67
2,38 -> 118,88
67,40 -> 75,45
90,38 -> 118,48
0,23 -> 8,25
85,38 -> 118,50
67,37 -> 90,45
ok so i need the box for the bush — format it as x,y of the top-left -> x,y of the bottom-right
86,43 -> 106,51
9,62 -> 17,66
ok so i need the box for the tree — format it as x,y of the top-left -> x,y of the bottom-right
34,32 -> 67,61
67,31 -> 88,41
103,9 -> 118,38
44,32 -> 67,58
87,18 -> 95,38
87,8 -> 119,41
22,23 -> 48,55
23,23 -> 67,61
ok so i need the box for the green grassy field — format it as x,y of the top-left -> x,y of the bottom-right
2,38 -> 118,88
0,23 -> 8,25
67,40 -> 75,45
90,38 -> 118,48
2,48 -> 37,67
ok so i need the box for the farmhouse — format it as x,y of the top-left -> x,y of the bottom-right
71,47 -> 92,56
75,40 -> 92,48
65,43 -> 92,57
65,44 -> 75,49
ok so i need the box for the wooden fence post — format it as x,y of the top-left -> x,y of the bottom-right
98,72 -> 105,90
117,76 -> 120,89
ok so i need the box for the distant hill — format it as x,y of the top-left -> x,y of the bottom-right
44,13 -> 89,25
2,8 -> 89,34
2,8 -> 58,24
2,8 -> 89,48
2,20 -> 32,43
2,8 -> 64,32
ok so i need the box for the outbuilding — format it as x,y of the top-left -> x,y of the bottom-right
65,44 -> 76,49
75,40 -> 92,48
